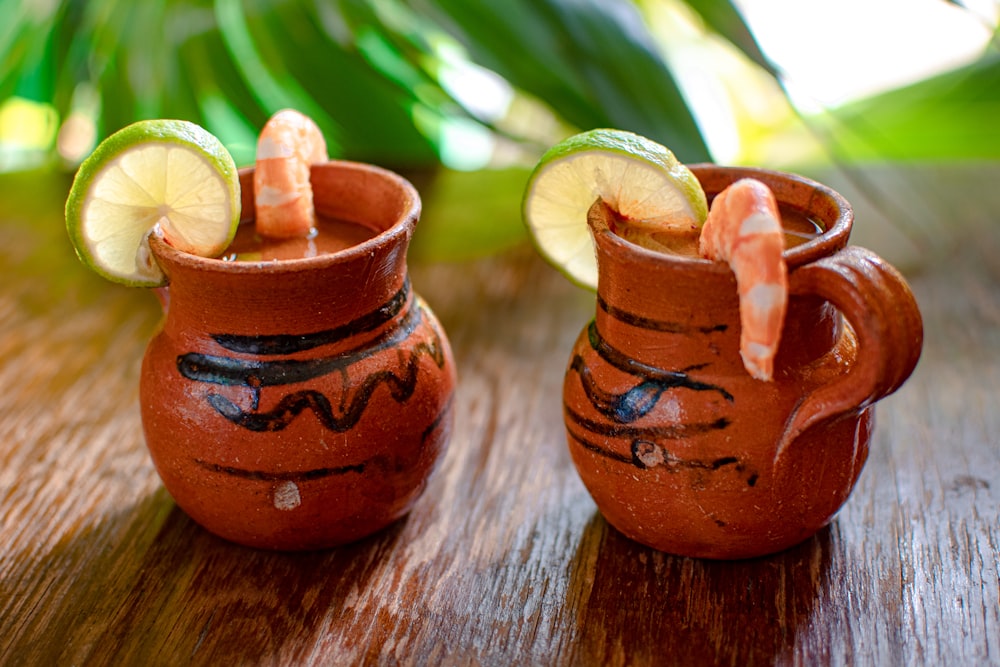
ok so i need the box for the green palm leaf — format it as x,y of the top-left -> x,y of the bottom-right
812,52 -> 1000,162
416,0 -> 711,161
2,0 -> 997,259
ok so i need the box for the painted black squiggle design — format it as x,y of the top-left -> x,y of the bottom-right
567,314 -> 753,484
179,306 -> 423,389
192,395 -> 453,482
568,429 -> 736,471
568,321 -> 733,425
588,321 -> 732,401
206,332 -> 444,432
565,405 -> 730,441
565,408 -> 756,485
569,353 -> 720,423
176,282 -> 447,432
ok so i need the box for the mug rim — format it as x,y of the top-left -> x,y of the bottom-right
149,160 -> 421,276
689,163 -> 853,269
595,164 -> 854,272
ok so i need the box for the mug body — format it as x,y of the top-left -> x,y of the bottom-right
564,165 -> 871,559
140,162 -> 456,550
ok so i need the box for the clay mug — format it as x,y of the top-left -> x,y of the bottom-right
140,162 -> 456,550
564,165 -> 922,559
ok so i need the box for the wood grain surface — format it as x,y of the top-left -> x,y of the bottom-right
1,167 -> 998,666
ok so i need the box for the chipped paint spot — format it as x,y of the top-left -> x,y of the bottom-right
273,481 -> 301,510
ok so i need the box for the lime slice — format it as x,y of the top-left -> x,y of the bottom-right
65,119 -> 241,287
522,128 -> 708,289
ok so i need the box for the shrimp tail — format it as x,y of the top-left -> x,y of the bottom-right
254,109 -> 329,239
699,178 -> 788,381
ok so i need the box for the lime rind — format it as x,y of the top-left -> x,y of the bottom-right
522,128 -> 707,290
65,119 -> 240,287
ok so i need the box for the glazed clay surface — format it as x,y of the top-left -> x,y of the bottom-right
564,165 -> 922,559
140,163 -> 456,551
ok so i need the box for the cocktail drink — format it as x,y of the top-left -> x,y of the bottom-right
614,202 -> 821,258
221,215 -> 377,261
523,130 -> 923,559
143,162 -> 455,550
66,112 -> 456,550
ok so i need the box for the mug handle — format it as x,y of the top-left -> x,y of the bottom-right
778,246 -> 923,457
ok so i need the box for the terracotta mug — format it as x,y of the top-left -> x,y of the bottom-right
140,162 -> 456,551
564,165 -> 922,559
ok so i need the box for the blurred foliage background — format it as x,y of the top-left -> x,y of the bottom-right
1,0 -> 998,264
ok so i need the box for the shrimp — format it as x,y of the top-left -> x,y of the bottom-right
254,109 -> 329,238
699,178 -> 787,381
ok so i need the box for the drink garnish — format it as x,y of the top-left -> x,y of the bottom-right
65,119 -> 241,286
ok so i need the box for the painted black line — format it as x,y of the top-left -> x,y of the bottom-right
582,321 -> 735,404
212,277 -> 411,355
193,459 -> 366,482
177,303 -> 422,388
597,293 -> 727,335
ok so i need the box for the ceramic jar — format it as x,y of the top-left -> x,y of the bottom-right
140,162 -> 456,550
564,165 -> 922,559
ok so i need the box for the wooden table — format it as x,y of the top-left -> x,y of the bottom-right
2,166 -> 998,665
